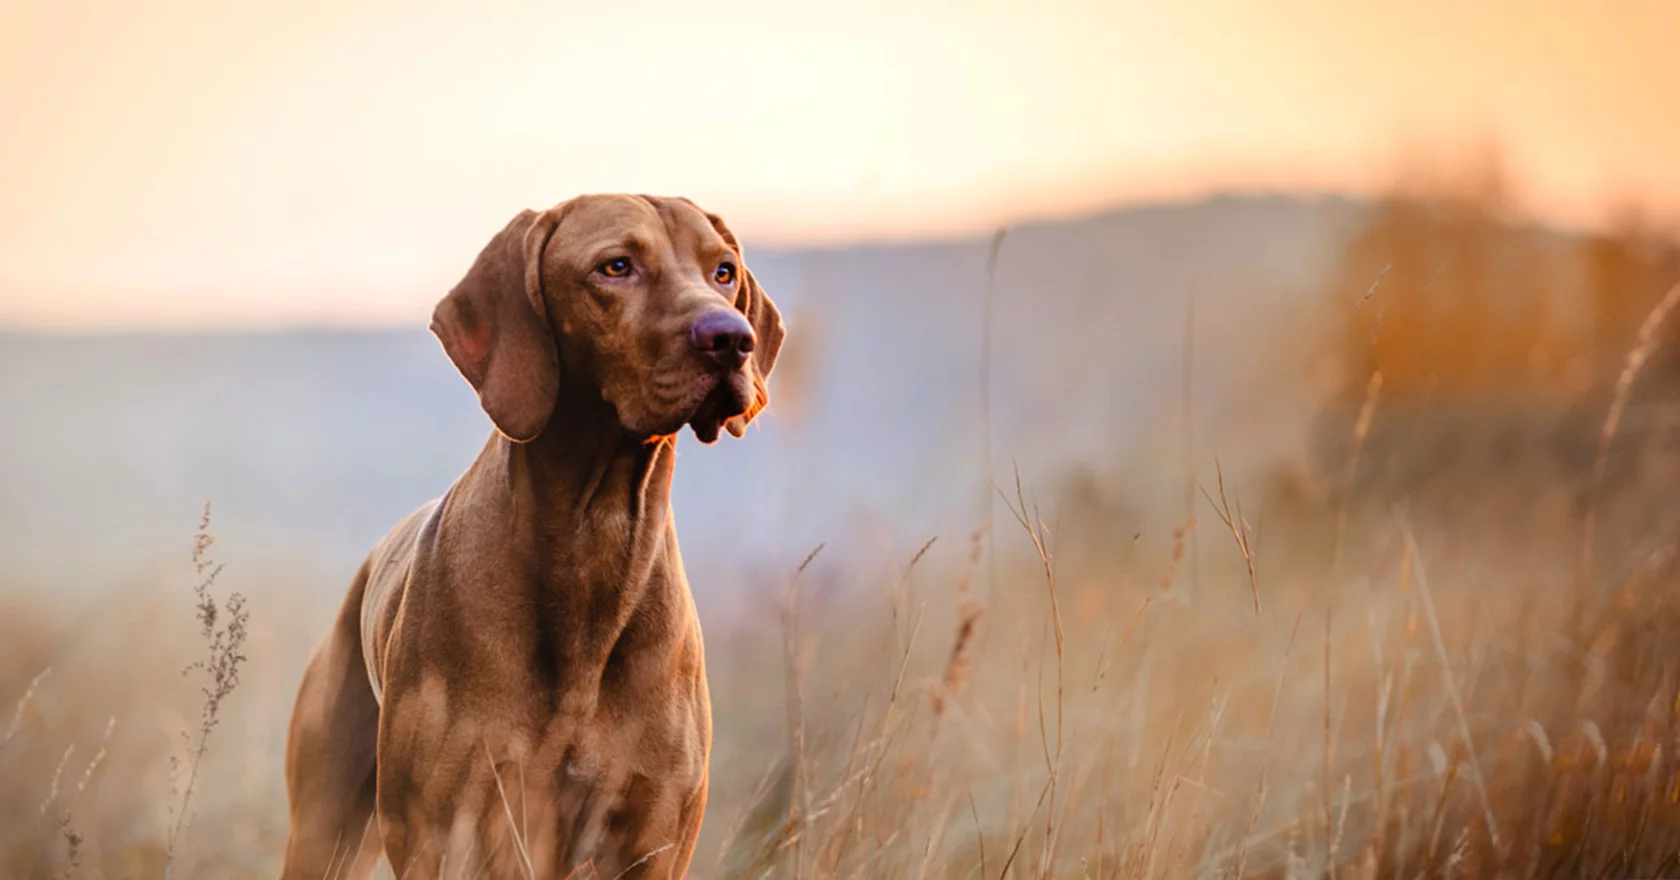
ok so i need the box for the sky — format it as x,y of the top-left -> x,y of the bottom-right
1,0 -> 1677,329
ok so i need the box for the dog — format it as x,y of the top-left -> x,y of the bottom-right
279,194 -> 783,879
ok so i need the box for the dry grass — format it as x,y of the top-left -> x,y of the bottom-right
11,440 -> 1678,879
5,177 -> 1680,878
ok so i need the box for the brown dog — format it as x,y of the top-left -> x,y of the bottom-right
279,194 -> 783,879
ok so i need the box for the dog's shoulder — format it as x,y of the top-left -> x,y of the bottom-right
360,496 -> 445,705
372,497 -> 444,574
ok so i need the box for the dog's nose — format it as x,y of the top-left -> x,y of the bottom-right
688,309 -> 756,370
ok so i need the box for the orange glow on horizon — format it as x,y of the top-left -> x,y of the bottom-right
1,0 -> 1677,329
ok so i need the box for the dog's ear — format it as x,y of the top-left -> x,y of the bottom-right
690,205 -> 784,438
430,208 -> 562,442
725,263 -> 784,437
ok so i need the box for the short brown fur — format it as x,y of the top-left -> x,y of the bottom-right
279,194 -> 783,879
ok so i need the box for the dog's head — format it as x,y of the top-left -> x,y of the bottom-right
430,194 -> 784,444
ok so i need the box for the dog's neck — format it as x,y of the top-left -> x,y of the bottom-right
510,409 -> 676,531
450,389 -> 685,680
485,388 -> 678,547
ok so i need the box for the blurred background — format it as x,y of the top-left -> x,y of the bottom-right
4,2 -> 1680,877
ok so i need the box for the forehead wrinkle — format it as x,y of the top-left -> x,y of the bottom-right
654,200 -> 733,270
554,212 -> 663,269
556,195 -> 659,242
548,194 -> 732,277
578,233 -> 657,263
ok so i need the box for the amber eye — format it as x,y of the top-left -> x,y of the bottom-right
714,262 -> 736,286
598,257 -> 633,278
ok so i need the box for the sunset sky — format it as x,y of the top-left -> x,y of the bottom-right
2,0 -> 1677,329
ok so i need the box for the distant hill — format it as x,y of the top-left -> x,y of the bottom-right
0,194 -> 1367,619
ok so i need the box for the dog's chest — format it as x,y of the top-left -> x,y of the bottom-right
541,703 -> 708,828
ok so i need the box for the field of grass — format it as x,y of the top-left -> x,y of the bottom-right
4,179 -> 1680,878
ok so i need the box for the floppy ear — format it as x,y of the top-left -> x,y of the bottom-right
726,263 -> 784,437
690,206 -> 784,438
430,208 -> 562,442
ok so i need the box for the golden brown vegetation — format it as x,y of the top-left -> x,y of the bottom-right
4,167 -> 1680,878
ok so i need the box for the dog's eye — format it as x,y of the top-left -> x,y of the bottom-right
598,257 -> 633,278
714,262 -> 736,286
